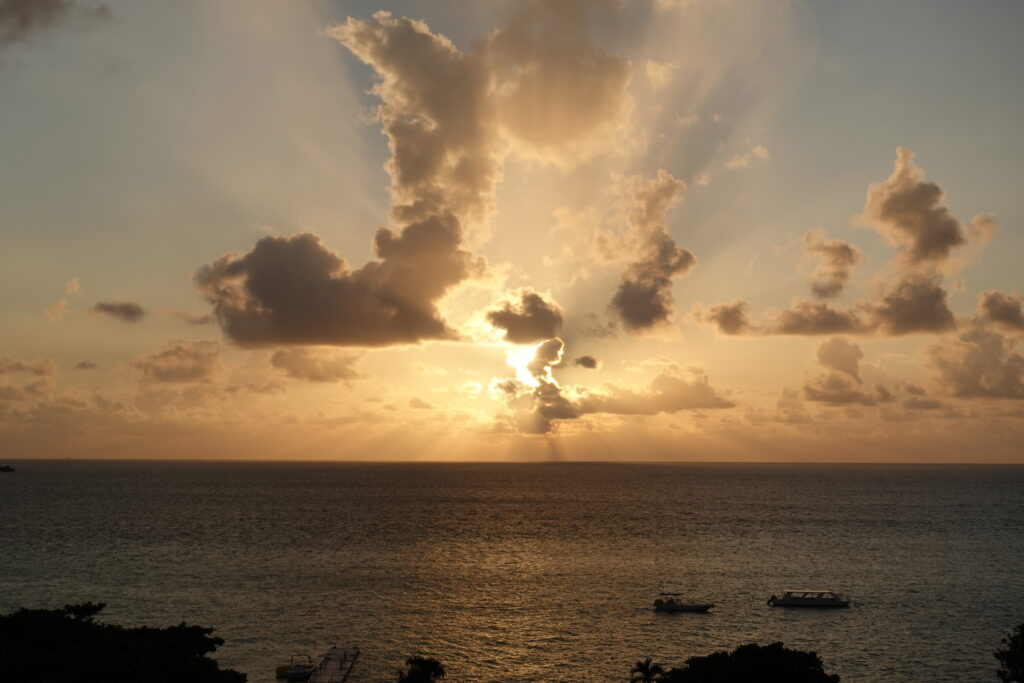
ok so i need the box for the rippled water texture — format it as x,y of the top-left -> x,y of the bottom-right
2,462 -> 1023,681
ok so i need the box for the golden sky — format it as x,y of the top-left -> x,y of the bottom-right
2,0 -> 1023,461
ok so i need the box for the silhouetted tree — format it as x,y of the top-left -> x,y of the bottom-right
631,657 -> 666,682
996,623 -> 1024,682
659,642 -> 839,683
0,603 -> 246,682
396,655 -> 446,682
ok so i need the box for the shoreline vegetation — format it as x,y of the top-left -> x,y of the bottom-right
1,604 -> 1021,682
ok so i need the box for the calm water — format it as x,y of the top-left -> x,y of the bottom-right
2,461 -> 1023,681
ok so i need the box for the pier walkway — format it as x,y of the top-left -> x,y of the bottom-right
310,646 -> 360,683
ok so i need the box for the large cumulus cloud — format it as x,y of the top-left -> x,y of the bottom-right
199,5 -> 633,349
927,326 -> 1024,399
611,170 -> 696,331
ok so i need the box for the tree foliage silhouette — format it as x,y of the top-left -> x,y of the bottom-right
631,657 -> 666,682
996,623 -> 1024,682
0,603 -> 245,683
396,655 -> 446,682
659,642 -> 840,683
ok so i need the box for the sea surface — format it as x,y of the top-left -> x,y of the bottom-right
2,461 -> 1023,682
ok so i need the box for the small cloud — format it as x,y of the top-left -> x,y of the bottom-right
724,144 -> 769,170
409,397 -> 433,410
92,301 -> 146,323
574,355 -> 599,369
171,310 -> 215,326
271,348 -> 362,383
487,290 -> 563,344
644,60 -> 677,89
74,360 -> 98,370
134,340 -> 220,383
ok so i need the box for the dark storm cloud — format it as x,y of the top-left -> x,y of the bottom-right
611,171 -> 696,331
978,291 -> 1024,332
0,0 -> 110,46
862,147 -> 967,266
573,355 -> 599,369
134,340 -> 220,383
804,229 -> 861,299
927,326 -> 1024,399
270,348 -> 362,383
91,301 -> 146,323
487,291 -> 563,344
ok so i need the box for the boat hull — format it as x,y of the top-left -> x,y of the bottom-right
654,603 -> 714,613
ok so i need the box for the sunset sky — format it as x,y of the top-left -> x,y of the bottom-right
2,0 -> 1023,461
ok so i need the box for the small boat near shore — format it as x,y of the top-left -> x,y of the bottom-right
767,590 -> 850,608
276,655 -> 316,681
0,465 -> 14,473
654,593 -> 714,613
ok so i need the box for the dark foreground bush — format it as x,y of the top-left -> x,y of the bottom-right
0,602 -> 246,683
997,622 -> 1024,682
658,642 -> 840,683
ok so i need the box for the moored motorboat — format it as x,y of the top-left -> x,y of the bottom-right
276,654 -> 316,681
767,590 -> 849,608
654,593 -> 714,612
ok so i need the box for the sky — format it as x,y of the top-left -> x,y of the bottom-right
1,0 -> 1023,462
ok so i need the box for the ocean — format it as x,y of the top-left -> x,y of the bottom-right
2,461 -> 1022,681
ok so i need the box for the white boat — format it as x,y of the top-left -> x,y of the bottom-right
767,590 -> 850,608
653,593 -> 714,612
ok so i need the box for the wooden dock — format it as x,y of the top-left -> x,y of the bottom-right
309,646 -> 359,683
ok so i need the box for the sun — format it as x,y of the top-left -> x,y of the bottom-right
505,342 -> 543,387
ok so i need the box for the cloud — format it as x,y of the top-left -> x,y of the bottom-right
645,60 -> 676,89
134,340 -> 221,383
0,356 -> 57,377
804,229 -> 861,299
771,300 -> 868,335
43,277 -> 81,322
74,360 -> 97,370
201,6 -> 632,350
723,144 -> 769,169
409,397 -> 433,410
865,273 -> 955,335
611,170 -> 696,331
978,290 -> 1024,332
270,348 -> 362,383
578,367 -> 733,415
694,299 -> 757,335
171,310 -> 215,326
927,326 -> 1024,399
497,338 -> 730,434
573,355 -> 599,369
487,290 -> 563,344
816,338 -> 863,381
861,147 -> 974,267
803,371 -> 877,405
91,301 -> 146,323
0,0 -> 110,47
903,397 -> 943,410
195,231 -> 474,347
486,0 -> 633,164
